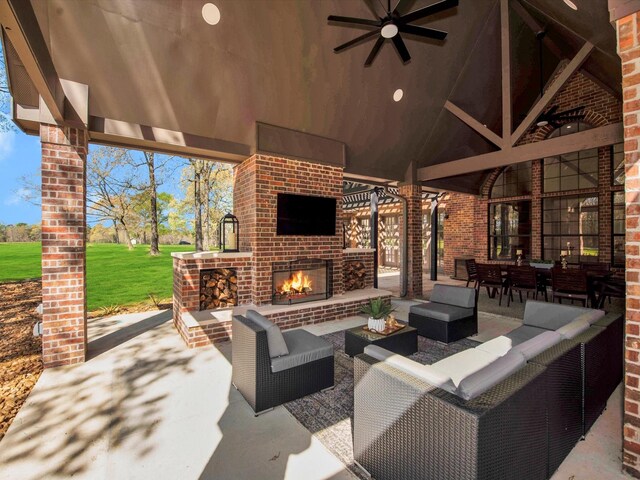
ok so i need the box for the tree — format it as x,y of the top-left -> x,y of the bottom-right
86,147 -> 138,249
0,45 -> 16,132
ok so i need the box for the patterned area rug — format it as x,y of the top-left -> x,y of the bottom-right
283,331 -> 479,479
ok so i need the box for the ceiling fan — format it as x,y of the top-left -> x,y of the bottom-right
534,30 -> 585,128
328,0 -> 458,67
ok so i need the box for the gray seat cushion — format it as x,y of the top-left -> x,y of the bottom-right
246,310 -> 289,358
505,325 -> 549,346
271,329 -> 333,373
410,302 -> 474,322
430,284 -> 476,309
457,351 -> 527,401
523,301 -> 603,330
511,330 -> 563,360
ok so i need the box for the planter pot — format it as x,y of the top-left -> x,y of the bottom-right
368,317 -> 386,333
531,263 -> 554,269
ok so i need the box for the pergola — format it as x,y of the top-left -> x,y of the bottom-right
1,0 -> 640,474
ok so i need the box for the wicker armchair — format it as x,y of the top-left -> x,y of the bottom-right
231,315 -> 334,415
353,354 -> 548,480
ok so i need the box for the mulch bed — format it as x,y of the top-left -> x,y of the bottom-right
0,280 -> 43,441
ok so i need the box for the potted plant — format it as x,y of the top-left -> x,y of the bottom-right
360,297 -> 395,332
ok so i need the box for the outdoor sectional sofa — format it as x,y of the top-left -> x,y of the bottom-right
353,300 -> 623,480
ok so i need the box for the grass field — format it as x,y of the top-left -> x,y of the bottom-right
0,242 -> 195,311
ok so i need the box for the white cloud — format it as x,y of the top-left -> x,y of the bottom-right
0,130 -> 16,162
4,187 -> 31,205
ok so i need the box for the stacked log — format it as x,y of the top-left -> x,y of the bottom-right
344,261 -> 366,291
200,268 -> 238,310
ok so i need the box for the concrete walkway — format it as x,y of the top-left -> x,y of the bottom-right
0,302 -> 630,479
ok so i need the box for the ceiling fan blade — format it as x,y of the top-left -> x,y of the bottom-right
555,116 -> 585,123
398,24 -> 447,40
400,0 -> 458,25
392,35 -> 411,63
554,106 -> 585,117
328,15 -> 381,28
544,105 -> 559,117
365,37 -> 385,66
334,30 -> 380,52
393,0 -> 412,14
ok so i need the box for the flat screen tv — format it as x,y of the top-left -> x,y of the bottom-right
277,193 -> 336,236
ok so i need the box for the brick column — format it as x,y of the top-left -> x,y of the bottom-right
399,184 -> 423,297
617,12 -> 640,478
40,124 -> 88,368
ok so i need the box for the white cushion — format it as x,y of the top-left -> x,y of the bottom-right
430,349 -> 499,387
511,331 -> 563,360
364,345 -> 456,393
457,351 -> 526,400
475,336 -> 514,357
556,318 -> 590,340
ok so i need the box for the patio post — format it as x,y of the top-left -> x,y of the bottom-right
616,6 -> 640,477
40,124 -> 88,367
399,184 -> 423,298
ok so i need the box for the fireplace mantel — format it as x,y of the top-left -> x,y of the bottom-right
171,251 -> 252,260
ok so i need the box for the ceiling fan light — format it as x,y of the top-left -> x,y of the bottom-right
536,119 -> 549,127
381,24 -> 399,39
563,0 -> 578,11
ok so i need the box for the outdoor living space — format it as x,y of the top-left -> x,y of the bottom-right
1,0 -> 640,479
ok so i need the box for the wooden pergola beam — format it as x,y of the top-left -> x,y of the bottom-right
418,122 -> 622,181
444,101 -> 504,148
501,0 -> 511,140
510,41 -> 594,145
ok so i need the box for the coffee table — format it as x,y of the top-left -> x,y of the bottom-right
344,323 -> 418,357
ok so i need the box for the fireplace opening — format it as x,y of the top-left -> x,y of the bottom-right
200,268 -> 238,310
272,258 -> 332,305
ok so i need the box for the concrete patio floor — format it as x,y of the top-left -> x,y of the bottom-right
0,299 -> 629,480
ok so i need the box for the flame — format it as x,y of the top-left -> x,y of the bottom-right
279,271 -> 312,294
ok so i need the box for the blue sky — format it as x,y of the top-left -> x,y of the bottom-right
0,129 -> 42,225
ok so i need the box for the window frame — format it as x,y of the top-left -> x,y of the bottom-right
487,200 -> 532,261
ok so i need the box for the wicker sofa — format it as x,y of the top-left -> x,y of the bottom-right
353,301 -> 622,480
231,311 -> 334,415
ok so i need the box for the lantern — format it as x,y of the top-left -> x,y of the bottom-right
219,213 -> 239,252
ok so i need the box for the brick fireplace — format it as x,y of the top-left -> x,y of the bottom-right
172,154 -> 387,348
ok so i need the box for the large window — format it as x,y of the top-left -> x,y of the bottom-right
381,215 -> 399,267
489,201 -> 532,260
490,162 -> 532,198
544,122 -> 598,193
613,191 -> 625,267
543,195 -> 599,262
612,143 -> 624,186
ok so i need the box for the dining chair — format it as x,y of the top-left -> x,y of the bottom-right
476,263 -> 507,306
506,266 -> 547,306
465,259 -> 478,289
551,267 -> 589,307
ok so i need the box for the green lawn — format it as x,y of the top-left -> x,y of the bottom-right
0,242 -> 195,311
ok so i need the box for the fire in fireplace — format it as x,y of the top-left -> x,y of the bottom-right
272,258 -> 332,305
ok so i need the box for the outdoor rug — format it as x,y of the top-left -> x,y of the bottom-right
282,331 -> 480,479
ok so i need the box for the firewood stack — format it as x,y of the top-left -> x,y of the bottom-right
200,268 -> 238,310
344,261 -> 366,291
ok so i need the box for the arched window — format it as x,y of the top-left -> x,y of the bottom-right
490,161 -> 532,199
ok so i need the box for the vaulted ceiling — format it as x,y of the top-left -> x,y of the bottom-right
2,0 -> 622,194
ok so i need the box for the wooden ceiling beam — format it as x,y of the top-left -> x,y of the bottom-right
500,0 -> 512,140
444,101 -> 504,148
510,41 -> 594,146
418,122 -> 622,181
0,0 -> 64,124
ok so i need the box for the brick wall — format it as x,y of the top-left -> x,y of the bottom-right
438,70 -> 622,276
233,155 -> 344,305
40,125 -> 88,368
617,11 -> 640,478
398,184 -> 423,297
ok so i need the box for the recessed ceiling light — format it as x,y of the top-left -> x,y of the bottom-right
563,0 -> 578,11
381,24 -> 399,39
393,89 -> 403,102
536,120 -> 549,127
566,125 -> 572,129
202,3 -> 221,25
